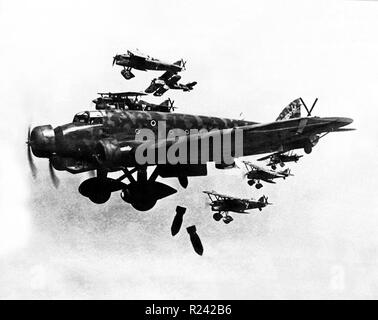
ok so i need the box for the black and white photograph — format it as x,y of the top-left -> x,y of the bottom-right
0,0 -> 377,303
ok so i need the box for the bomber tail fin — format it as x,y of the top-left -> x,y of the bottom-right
276,98 -> 302,121
159,99 -> 170,107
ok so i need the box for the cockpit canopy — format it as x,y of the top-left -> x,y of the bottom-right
73,111 -> 104,125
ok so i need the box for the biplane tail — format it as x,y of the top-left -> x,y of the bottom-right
159,99 -> 170,107
276,98 -> 302,121
258,195 -> 268,204
173,59 -> 186,70
281,168 -> 293,176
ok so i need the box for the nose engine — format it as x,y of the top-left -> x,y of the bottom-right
30,125 -> 55,158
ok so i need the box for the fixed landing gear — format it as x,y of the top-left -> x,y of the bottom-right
247,179 -> 262,189
213,212 -> 223,221
255,182 -> 263,189
119,166 -> 176,211
212,212 -> 234,224
78,170 -> 125,204
121,67 -> 135,80
271,165 -> 277,170
223,215 -> 234,224
304,142 -> 313,154
79,166 -> 177,210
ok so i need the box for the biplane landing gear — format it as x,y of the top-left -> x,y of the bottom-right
247,179 -> 255,186
255,182 -> 263,189
271,165 -> 277,170
213,212 -> 223,221
121,67 -> 135,80
223,215 -> 234,224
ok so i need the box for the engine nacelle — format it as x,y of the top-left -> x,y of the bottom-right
95,138 -> 134,168
51,156 -> 97,173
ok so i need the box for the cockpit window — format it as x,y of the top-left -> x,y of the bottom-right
73,111 -> 104,125
89,117 -> 103,125
73,112 -> 89,124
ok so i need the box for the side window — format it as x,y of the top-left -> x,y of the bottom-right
90,117 -> 103,125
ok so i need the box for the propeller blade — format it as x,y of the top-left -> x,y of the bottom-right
204,201 -> 212,208
49,160 -> 60,188
112,56 -> 117,66
27,126 -> 37,178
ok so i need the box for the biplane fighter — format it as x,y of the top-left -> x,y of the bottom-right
242,161 -> 293,189
93,91 -> 147,110
93,92 -> 176,112
26,97 -> 354,212
258,151 -> 303,170
203,191 -> 271,224
145,71 -> 197,96
112,49 -> 186,80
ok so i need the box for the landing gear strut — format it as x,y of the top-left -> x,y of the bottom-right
119,166 -> 176,211
121,67 -> 135,80
79,166 -> 177,211
304,143 -> 312,154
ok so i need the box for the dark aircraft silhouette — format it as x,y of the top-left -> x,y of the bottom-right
26,97 -> 354,212
242,161 -> 293,189
93,92 -> 177,112
203,191 -> 272,224
145,71 -> 197,96
258,151 -> 303,170
112,49 -> 185,80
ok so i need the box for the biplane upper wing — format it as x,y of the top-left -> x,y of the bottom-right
202,190 -> 239,201
257,152 -> 282,161
98,91 -> 147,98
159,70 -> 179,83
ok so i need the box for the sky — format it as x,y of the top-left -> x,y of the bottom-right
0,0 -> 378,299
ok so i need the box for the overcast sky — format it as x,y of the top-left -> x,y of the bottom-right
1,0 -> 378,299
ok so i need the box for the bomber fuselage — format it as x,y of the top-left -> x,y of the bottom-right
29,109 -> 352,173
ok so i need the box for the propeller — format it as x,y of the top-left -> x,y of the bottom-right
49,160 -> 60,188
181,59 -> 187,70
27,125 -> 59,188
204,200 -> 212,208
112,55 -> 118,66
27,126 -> 37,179
262,195 -> 273,205
168,98 -> 176,110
